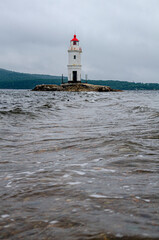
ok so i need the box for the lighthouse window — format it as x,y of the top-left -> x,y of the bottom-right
73,41 -> 76,45
74,55 -> 76,59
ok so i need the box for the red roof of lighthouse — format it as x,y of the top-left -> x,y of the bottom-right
71,34 -> 79,42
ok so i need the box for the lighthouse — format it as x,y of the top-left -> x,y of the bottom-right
68,34 -> 82,83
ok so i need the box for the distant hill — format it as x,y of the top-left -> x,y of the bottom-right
0,68 -> 159,90
0,68 -> 67,89
85,80 -> 159,91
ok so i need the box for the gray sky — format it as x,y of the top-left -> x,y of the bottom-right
0,0 -> 159,83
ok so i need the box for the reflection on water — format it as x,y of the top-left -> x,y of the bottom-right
0,90 -> 159,239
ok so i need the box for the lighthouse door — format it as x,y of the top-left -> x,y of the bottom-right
73,71 -> 77,82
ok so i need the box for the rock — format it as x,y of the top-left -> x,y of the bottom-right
32,84 -> 63,91
32,83 -> 121,92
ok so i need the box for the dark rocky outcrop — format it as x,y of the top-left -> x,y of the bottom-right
32,83 -> 121,92
32,84 -> 63,91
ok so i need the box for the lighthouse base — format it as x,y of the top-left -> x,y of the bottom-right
68,81 -> 81,83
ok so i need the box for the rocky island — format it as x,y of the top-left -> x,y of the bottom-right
32,83 -> 121,92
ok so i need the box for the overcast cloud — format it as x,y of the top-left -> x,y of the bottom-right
0,0 -> 159,83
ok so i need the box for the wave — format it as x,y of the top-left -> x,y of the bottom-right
0,107 -> 36,117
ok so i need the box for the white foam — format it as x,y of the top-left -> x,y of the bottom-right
81,163 -> 88,167
112,196 -> 123,199
72,208 -> 77,213
68,163 -> 88,167
102,169 -> 116,173
92,158 -> 103,162
37,169 -> 45,173
63,174 -> 70,178
90,168 -> 116,173
68,181 -> 81,185
135,196 -> 141,199
143,199 -> 150,203
90,194 -> 108,198
73,170 -> 85,175
4,225 -> 10,228
104,209 -> 114,213
6,181 -> 12,188
17,171 -> 35,175
90,194 -> 123,199
1,214 -> 10,218
88,181 -> 93,183
50,220 -> 59,224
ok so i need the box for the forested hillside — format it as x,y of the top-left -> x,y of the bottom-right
0,68 -> 159,90
0,68 -> 66,89
85,80 -> 159,90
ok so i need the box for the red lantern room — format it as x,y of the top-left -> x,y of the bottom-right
71,34 -> 79,46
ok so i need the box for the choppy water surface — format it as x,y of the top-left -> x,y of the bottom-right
0,90 -> 159,240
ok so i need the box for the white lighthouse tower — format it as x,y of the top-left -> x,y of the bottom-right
68,34 -> 82,83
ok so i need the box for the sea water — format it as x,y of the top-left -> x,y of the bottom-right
0,90 -> 159,239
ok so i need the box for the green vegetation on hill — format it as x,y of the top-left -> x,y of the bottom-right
0,68 -> 159,90
0,68 -> 66,89
84,80 -> 159,90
